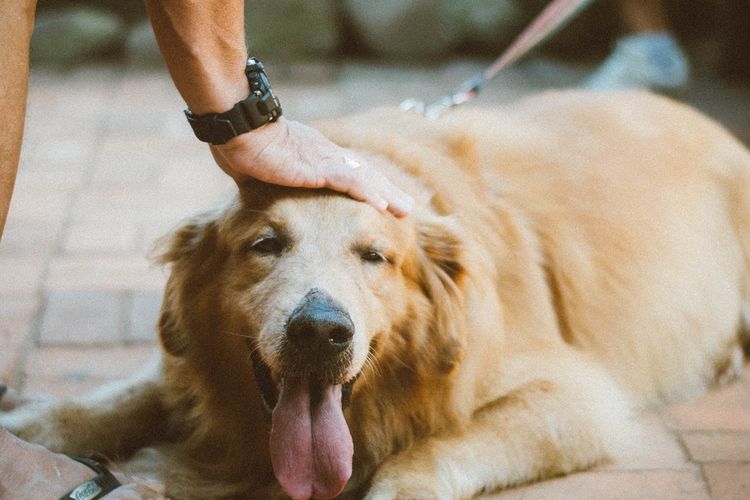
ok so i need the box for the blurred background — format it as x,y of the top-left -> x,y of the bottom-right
28,0 -> 750,79
2,2 -> 750,498
26,0 -> 750,140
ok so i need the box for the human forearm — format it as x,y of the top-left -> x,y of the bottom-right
144,0 -> 249,114
145,0 -> 413,217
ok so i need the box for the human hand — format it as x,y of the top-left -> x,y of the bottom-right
0,428 -> 166,499
209,117 -> 414,217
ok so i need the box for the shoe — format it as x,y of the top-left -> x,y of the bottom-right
585,32 -> 690,92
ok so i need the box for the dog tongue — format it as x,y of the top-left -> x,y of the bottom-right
270,377 -> 353,500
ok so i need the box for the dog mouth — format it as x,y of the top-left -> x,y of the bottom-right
250,347 -> 357,500
250,348 -> 356,414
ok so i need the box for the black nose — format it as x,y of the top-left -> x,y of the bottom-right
285,289 -> 354,358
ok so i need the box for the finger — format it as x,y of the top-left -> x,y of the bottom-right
354,169 -> 414,217
379,181 -> 414,218
325,157 -> 414,216
342,172 -> 389,213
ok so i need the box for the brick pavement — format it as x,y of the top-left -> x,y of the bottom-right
1,60 -> 749,499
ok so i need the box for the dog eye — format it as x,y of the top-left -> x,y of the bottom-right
243,236 -> 284,255
360,249 -> 389,264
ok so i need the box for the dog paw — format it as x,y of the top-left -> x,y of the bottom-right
364,481 -> 443,500
0,385 -> 54,412
0,401 -> 66,451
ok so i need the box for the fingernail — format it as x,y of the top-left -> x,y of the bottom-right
374,198 -> 388,212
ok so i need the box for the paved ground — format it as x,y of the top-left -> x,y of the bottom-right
1,58 -> 749,499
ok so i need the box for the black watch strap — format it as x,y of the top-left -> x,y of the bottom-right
185,57 -> 282,145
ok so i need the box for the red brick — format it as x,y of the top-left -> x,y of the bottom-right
485,470 -> 709,500
13,167 -> 84,192
89,137 -> 164,187
38,290 -> 125,345
71,186 -> 226,226
0,258 -> 46,295
125,291 -> 162,343
0,218 -> 61,257
25,68 -> 111,137
22,376 -> 107,400
667,383 -> 750,432
681,431 -> 750,463
70,188 -> 161,223
0,297 -> 39,383
24,345 -> 157,385
18,137 -> 95,173
703,464 -> 750,500
155,158 -> 229,191
63,220 -> 139,254
45,256 -> 168,291
3,185 -> 70,225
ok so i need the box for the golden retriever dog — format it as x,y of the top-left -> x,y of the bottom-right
2,90 -> 749,499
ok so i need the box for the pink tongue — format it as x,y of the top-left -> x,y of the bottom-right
270,377 -> 353,500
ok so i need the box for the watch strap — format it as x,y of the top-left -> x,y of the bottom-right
185,57 -> 282,145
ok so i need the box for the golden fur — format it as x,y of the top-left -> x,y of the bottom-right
2,90 -> 749,499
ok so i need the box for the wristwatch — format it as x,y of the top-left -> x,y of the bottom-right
184,57 -> 283,145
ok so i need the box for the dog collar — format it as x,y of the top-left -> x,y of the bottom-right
184,57 -> 282,145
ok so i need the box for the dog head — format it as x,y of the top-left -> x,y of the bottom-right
157,176 -> 467,498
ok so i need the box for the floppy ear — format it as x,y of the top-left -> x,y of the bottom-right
154,214 -> 220,266
152,214 -> 224,357
415,215 -> 467,374
157,285 -> 187,357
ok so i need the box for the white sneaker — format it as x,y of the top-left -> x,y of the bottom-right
585,32 -> 690,91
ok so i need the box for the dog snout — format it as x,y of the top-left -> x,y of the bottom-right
285,289 -> 354,359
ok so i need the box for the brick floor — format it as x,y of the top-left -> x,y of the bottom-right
682,432 -> 750,463
38,290 -> 126,345
703,464 -> 750,500
1,60 -> 749,498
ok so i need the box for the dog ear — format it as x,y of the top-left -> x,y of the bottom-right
157,284 -> 188,357
153,214 -> 223,357
415,215 -> 467,374
153,214 -> 220,266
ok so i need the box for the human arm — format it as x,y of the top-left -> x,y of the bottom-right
144,1 -> 413,216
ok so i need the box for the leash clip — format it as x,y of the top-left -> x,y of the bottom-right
399,0 -> 594,119
400,73 -> 484,120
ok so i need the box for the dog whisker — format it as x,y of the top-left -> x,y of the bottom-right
219,330 -> 254,340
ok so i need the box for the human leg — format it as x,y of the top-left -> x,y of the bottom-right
0,0 -> 37,239
585,0 -> 689,91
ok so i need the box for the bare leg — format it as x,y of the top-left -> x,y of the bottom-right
0,5 -> 93,496
0,4 -> 95,495
0,0 -> 36,240
617,0 -> 670,33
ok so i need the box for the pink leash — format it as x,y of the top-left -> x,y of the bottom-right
402,0 -> 594,118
